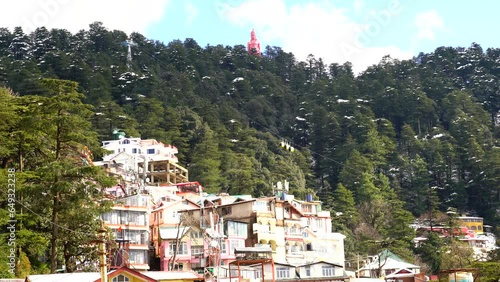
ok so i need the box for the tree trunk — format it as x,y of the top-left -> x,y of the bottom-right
168,222 -> 182,271
50,194 -> 59,273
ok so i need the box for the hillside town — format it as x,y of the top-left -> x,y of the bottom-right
21,132 -> 496,282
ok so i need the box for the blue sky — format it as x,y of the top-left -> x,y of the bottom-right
4,0 -> 499,74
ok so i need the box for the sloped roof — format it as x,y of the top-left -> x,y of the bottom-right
25,267 -> 160,282
25,273 -> 100,282
96,267 -> 157,282
159,226 -> 190,239
358,250 -> 420,271
140,271 -> 203,280
297,261 -> 343,268
386,268 -> 418,278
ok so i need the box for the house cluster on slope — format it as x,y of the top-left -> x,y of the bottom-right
90,134 -> 494,282
93,133 -> 349,282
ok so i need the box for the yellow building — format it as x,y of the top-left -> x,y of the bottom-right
458,216 -> 484,234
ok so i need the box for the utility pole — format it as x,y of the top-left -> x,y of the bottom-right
97,222 -> 108,282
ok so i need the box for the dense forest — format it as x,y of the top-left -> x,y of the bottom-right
0,22 -> 499,278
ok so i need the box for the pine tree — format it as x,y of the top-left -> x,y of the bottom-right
189,123 -> 222,193
332,183 -> 358,229
22,79 -> 115,273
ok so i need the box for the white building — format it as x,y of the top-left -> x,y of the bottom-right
102,193 -> 152,270
101,137 -> 180,163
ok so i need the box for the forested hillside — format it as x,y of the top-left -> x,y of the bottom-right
0,22 -> 499,276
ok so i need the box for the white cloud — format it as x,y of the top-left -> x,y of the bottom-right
1,0 -> 170,35
217,0 -> 413,75
185,2 -> 199,25
354,0 -> 365,13
415,10 -> 444,40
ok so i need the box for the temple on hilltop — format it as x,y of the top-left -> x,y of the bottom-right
247,28 -> 261,56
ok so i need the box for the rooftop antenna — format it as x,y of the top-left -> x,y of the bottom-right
121,38 -> 137,70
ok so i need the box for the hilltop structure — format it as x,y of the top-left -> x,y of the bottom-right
247,28 -> 261,56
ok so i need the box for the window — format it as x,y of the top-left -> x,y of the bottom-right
221,206 -> 232,215
255,270 -> 262,279
132,148 -> 137,154
322,266 -> 335,277
302,204 -> 312,213
277,267 -> 290,278
191,230 -> 203,239
306,243 -> 313,251
123,139 -> 130,144
191,245 -> 204,255
254,201 -> 271,212
291,244 -> 301,253
317,219 -> 324,228
225,221 -> 247,237
169,241 -> 188,255
230,240 -> 244,254
129,250 -> 147,264
305,266 -> 311,277
112,274 -> 130,282
147,148 -> 155,154
220,241 -> 227,254
478,226 -> 482,230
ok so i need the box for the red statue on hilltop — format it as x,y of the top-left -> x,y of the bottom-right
247,28 -> 261,56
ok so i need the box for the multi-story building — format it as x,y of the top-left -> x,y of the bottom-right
96,135 -> 347,278
174,191 -> 346,280
101,191 -> 151,270
458,215 -> 484,234
150,195 -> 200,259
96,135 -> 190,270
98,136 -> 189,186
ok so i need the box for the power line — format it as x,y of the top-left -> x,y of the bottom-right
0,188 -> 101,238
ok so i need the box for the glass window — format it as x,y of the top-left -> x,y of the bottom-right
322,266 -> 334,277
191,245 -> 204,255
305,266 -> 311,277
169,241 -> 188,255
112,274 -> 130,282
220,241 -> 227,254
191,230 -> 203,239
277,267 -> 290,278
147,148 -> 155,154
230,240 -> 244,254
132,148 -> 137,154
225,221 -> 247,238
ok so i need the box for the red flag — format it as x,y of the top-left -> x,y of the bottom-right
117,226 -> 122,232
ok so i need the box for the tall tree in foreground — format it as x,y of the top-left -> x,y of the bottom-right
23,79 -> 115,273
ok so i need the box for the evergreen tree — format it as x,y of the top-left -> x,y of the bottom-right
332,183 -> 358,229
22,79 -> 115,273
189,123 -> 222,193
